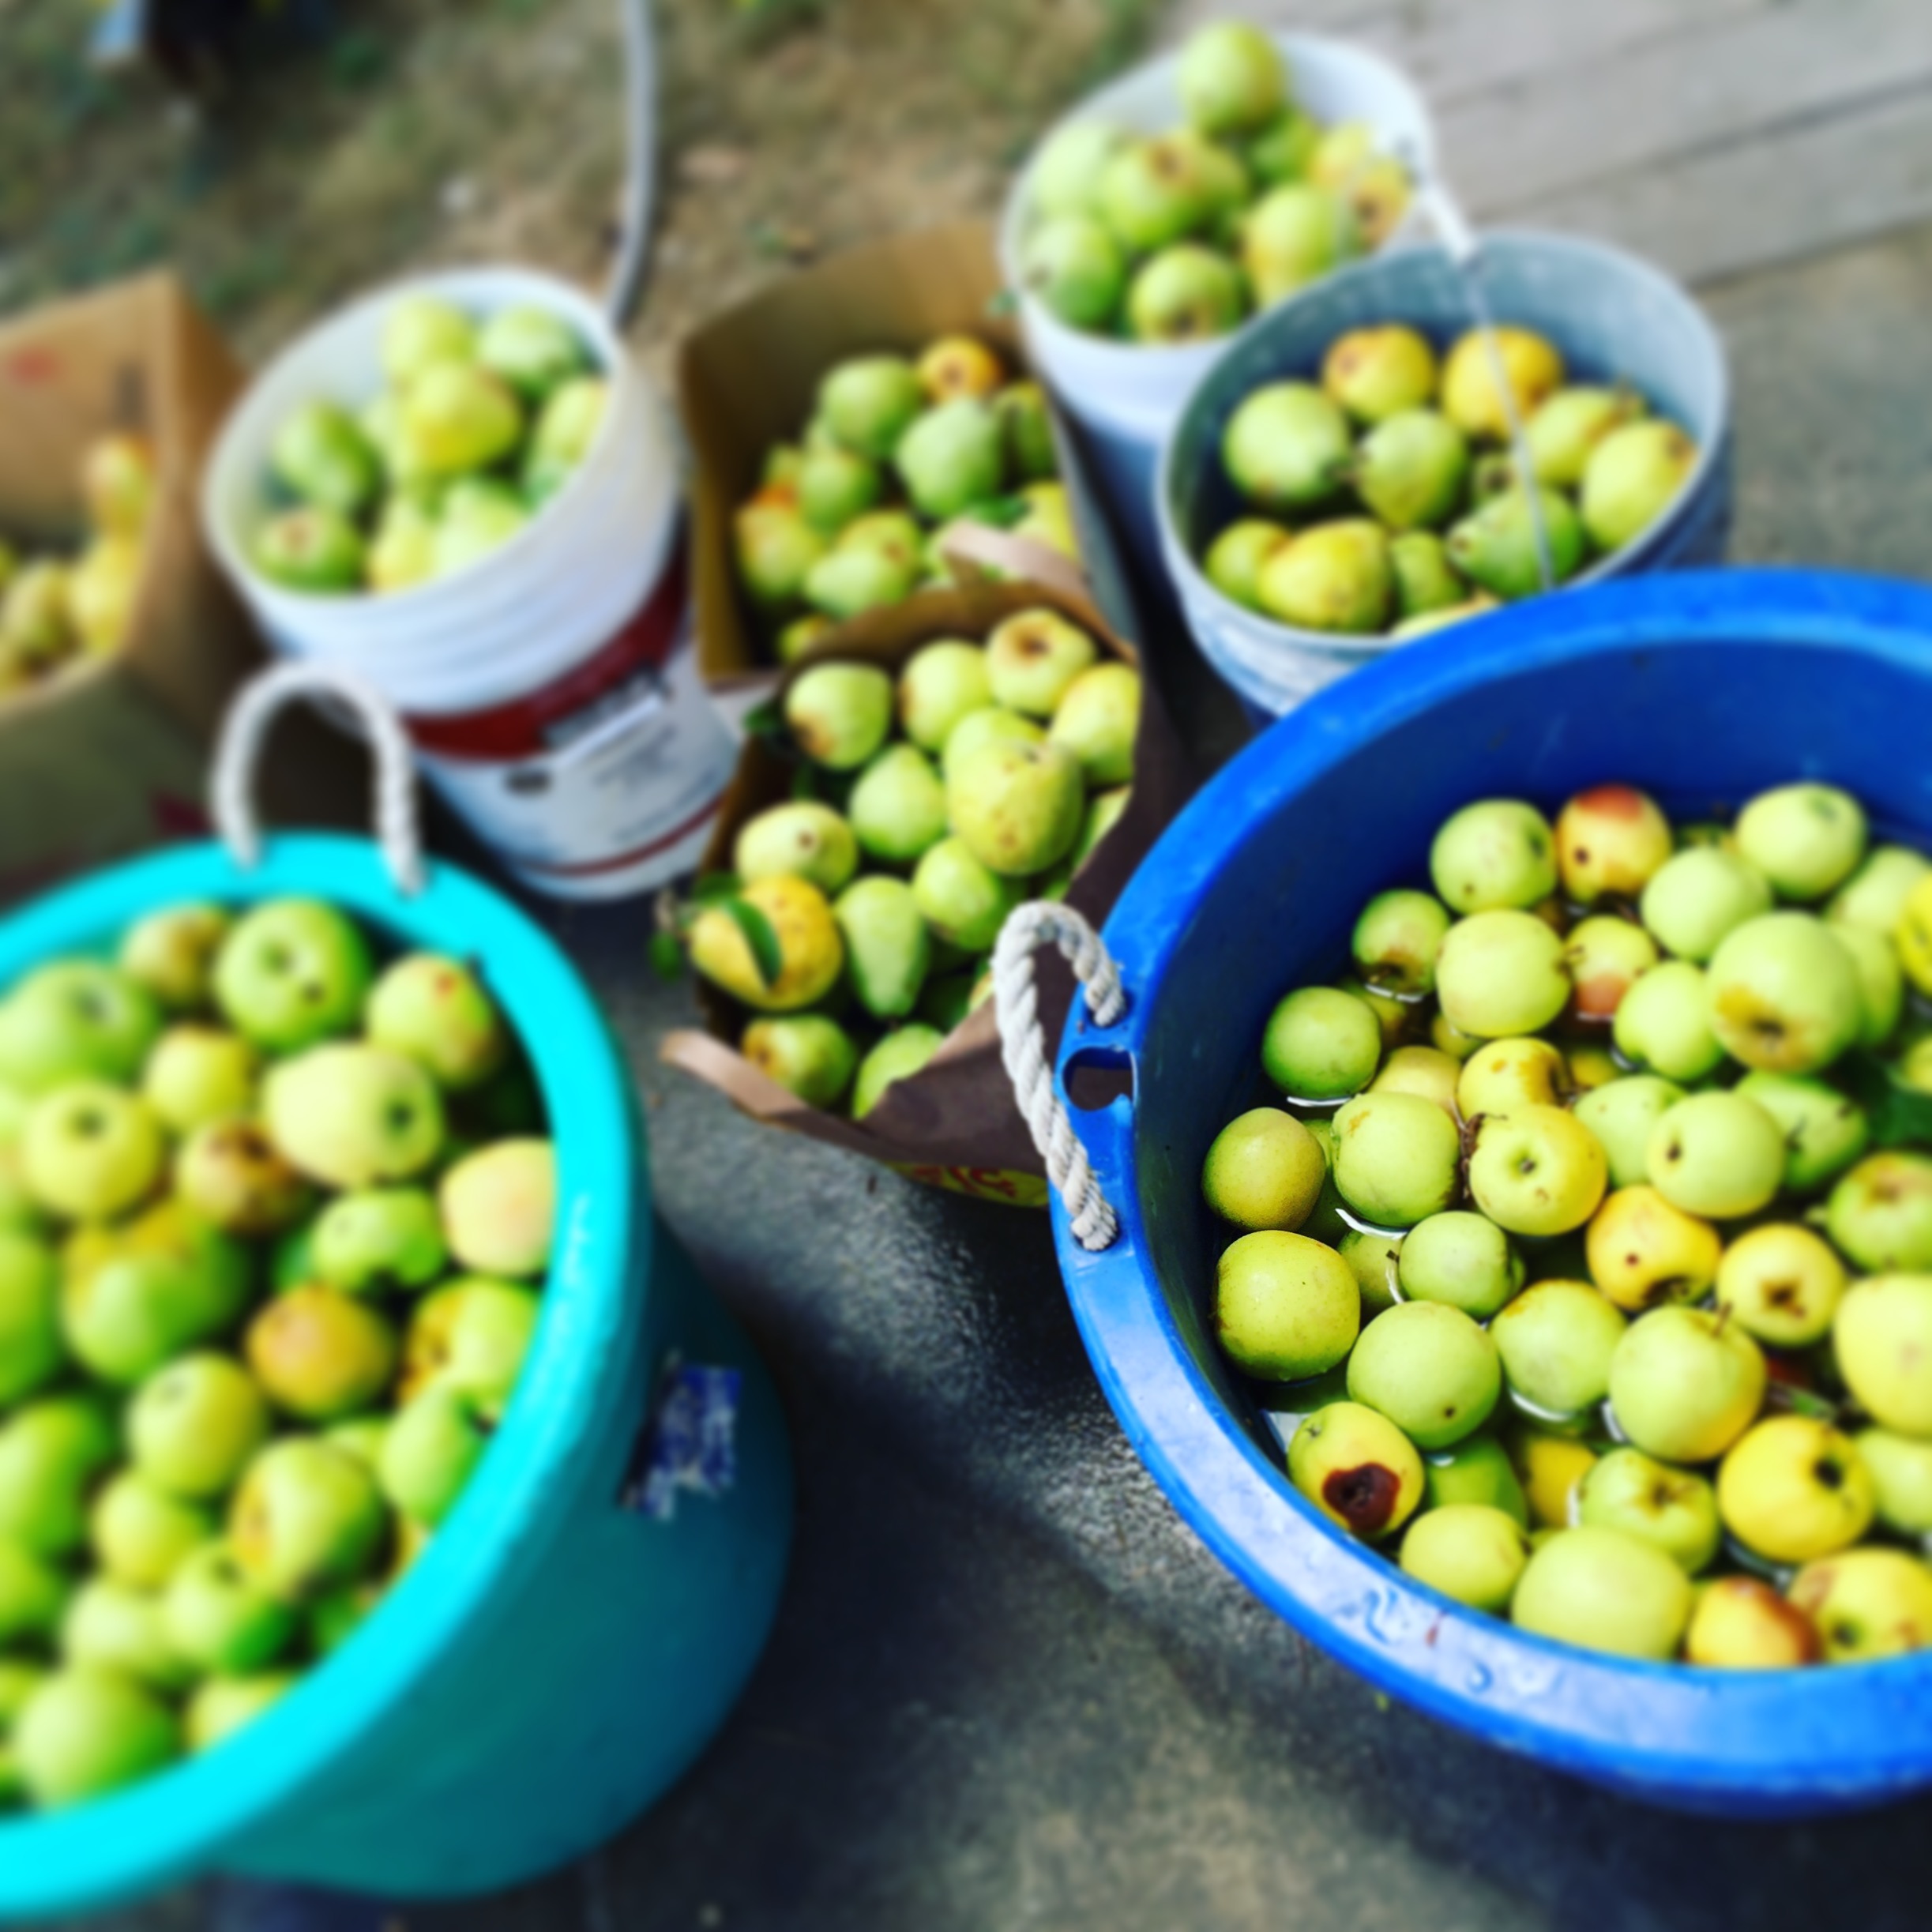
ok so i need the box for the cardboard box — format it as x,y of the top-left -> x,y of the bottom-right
677,220 -> 1127,695
0,274 -> 350,907
660,571 -> 1192,1206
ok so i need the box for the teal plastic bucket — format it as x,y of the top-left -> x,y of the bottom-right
0,830 -> 792,1916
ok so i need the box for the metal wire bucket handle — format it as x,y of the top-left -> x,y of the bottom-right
211,660 -> 425,896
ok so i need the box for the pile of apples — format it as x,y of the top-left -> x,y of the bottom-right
731,333 -> 1072,665
684,615 -> 1138,1118
1017,21 -> 1409,345
0,436 -> 157,699
1202,321 -> 1701,637
249,295 -> 607,596
0,898 -> 555,1810
1200,779 -> 1932,1667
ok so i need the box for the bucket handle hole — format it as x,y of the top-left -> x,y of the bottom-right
1064,1047 -> 1133,1113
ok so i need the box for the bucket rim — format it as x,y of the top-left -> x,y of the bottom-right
1156,226 -> 1735,672
1051,568 -> 1932,1810
0,833 -> 641,1914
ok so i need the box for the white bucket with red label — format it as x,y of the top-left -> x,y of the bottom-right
202,266 -> 735,900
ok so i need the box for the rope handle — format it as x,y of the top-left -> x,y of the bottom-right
991,901 -> 1126,1252
212,660 -> 425,897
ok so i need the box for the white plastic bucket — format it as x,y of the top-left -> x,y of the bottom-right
999,33 -> 1438,560
202,267 -> 736,901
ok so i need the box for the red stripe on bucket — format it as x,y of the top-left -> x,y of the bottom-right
404,538 -> 690,764
513,792 -> 725,879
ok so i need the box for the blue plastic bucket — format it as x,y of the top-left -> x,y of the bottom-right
0,834 -> 792,1915
1046,569 -> 1932,1817
1158,232 -> 1732,722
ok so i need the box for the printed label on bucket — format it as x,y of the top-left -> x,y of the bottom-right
405,551 -> 737,893
623,1359 -> 742,1521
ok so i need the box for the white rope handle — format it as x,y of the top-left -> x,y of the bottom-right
991,901 -> 1126,1252
212,660 -> 425,896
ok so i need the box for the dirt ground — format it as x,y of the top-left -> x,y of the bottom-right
2,0 -> 1157,374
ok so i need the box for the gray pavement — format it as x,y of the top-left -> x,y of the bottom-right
66,164 -> 1932,1932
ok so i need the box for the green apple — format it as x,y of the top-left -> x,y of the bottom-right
851,1026 -> 943,1121
1221,382 -> 1351,512
399,363 -> 523,478
895,400 -> 1003,521
1256,521 -> 1393,634
834,878 -> 931,1021
1421,1433 -> 1529,1525
1525,392 -> 1647,493
1321,324 -> 1437,424
20,1081 -> 164,1223
270,400 -> 382,518
0,1229 -> 61,1406
1736,1069 -> 1868,1193
185,1672 -> 295,1754
402,1276 -> 539,1415
941,706 -> 1044,784
911,839 -> 1022,953
1552,784 -> 1675,904
1712,1222 -> 1844,1347
381,295 -> 475,384
1467,1106 -> 1607,1236
985,610 -> 1098,720
1643,1090 -> 1784,1220
366,953 -> 509,1092
848,746 -> 949,865
946,739 -> 1084,878
1638,848 -> 1772,962
1352,409 -> 1469,532
1435,911 -> 1569,1039
1126,245 -> 1246,344
1049,664 -> 1139,788
1788,1547 -> 1932,1663
0,1395 -> 118,1555
1330,1091 -> 1461,1227
440,1138 -> 554,1279
1239,184 -> 1361,308
252,508 -> 364,592
1510,1525 -> 1691,1659
1717,1415 -> 1873,1563
90,1471 -> 214,1591
1579,420 -> 1696,553
1399,1503 -> 1530,1611
1835,923 -> 1904,1047
127,1352 -> 270,1500
1351,890 -> 1450,998
1833,1272 -> 1932,1434
310,1186 -> 447,1295
178,1118 -> 314,1237
246,1286 -> 399,1423
1021,215 -> 1128,332
816,355 -> 923,460
1685,1576 -> 1821,1669
1829,844 -> 1930,933
734,502 -> 825,610
1706,911 -> 1862,1074
795,444 -> 881,535
62,1578 -> 194,1693
1395,1211 -> 1520,1317
1490,1278 -> 1626,1419
733,801 -> 859,896
0,1537 -> 70,1644
784,663 -> 893,772
141,1026 -> 257,1136
1584,1186 -> 1721,1314
1215,1231 -> 1359,1378
379,1384 -> 491,1528
1607,1306 -> 1765,1463
1369,1045 -> 1460,1118
1099,133 -> 1217,252
1178,19 -> 1284,136
1827,1154 -> 1932,1272
213,899 -> 373,1052
1201,1110 -> 1325,1233
11,1667 -> 178,1806
898,641 -> 992,753
0,960 -> 161,1096
118,904 -> 231,1012
1028,119 -> 1124,220
1287,1400 -> 1424,1539
1337,1229 -> 1402,1317
1579,1447 -> 1720,1572
1457,1036 -> 1566,1116
476,303 -> 588,400
1429,800 -> 1558,914
1611,959 -> 1724,1082
1574,1075 -> 1684,1190
265,1044 -> 445,1190
1735,783 -> 1866,900
1261,987 -> 1380,1100
1347,1301 -> 1500,1449
1564,915 -> 1658,1023
1204,518 -> 1291,611
229,1438 -> 388,1604
1855,1428 -> 1932,1538
62,1201 -> 250,1385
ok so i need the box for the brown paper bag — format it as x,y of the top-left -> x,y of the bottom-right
0,274 -> 352,905
660,573 -> 1191,1205
678,220 -> 1119,695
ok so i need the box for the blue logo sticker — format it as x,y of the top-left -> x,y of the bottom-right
628,1361 -> 742,1521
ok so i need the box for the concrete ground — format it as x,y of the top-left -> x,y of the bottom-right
43,2 -> 1932,1927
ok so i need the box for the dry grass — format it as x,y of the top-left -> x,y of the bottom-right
1,0 -> 1158,370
